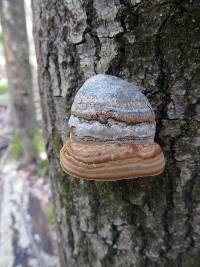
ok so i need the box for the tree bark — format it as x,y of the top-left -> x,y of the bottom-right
32,1 -> 200,266
0,0 -> 37,163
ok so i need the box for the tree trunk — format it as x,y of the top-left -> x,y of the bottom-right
0,0 -> 37,163
32,1 -> 200,266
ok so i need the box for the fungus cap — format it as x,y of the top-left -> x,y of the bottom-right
60,74 -> 165,181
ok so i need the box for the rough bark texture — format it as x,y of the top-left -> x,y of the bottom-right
0,0 -> 37,163
32,1 -> 200,266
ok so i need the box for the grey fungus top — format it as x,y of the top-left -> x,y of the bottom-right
69,74 -> 156,144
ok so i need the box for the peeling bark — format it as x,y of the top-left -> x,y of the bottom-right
32,1 -> 200,266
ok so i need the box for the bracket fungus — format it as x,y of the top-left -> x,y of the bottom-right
60,74 -> 165,181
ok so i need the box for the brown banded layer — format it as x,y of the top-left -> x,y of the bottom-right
60,140 -> 165,181
71,108 -> 155,124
